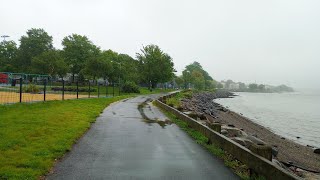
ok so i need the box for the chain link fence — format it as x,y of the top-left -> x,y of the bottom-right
0,77 -> 121,104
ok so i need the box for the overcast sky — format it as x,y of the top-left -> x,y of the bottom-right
1,0 -> 320,89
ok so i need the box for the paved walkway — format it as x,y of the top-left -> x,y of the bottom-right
47,95 -> 238,180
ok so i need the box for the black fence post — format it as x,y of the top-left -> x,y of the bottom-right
76,81 -> 79,99
88,80 -> 91,98
98,83 -> 100,98
106,84 -> 108,97
62,79 -> 65,100
19,78 -> 22,103
119,82 -> 121,96
113,82 -> 115,97
44,79 -> 47,101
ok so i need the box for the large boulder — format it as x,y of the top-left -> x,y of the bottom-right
247,135 -> 266,145
314,148 -> 320,154
231,137 -> 253,148
249,143 -> 272,161
221,126 -> 248,137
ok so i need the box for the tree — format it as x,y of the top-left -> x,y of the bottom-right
117,54 -> 140,84
239,82 -> 246,90
17,28 -> 53,72
100,49 -> 118,83
258,84 -> 265,91
136,44 -> 175,88
225,79 -> 234,89
62,34 -> 100,82
217,83 -> 223,89
182,69 -> 192,89
174,76 -> 184,88
182,61 -> 215,90
31,50 -> 68,77
249,83 -> 258,91
191,70 -> 205,90
0,40 -> 18,72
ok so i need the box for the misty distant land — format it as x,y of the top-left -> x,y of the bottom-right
218,80 -> 294,93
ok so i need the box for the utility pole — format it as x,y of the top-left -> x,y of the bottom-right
1,35 -> 9,42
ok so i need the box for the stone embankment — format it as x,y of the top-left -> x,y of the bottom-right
176,91 -> 320,180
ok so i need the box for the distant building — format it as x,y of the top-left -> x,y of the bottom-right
229,83 -> 240,90
220,81 -> 226,89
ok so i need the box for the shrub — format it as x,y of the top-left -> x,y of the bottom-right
23,84 -> 40,93
51,87 -> 96,92
121,81 -> 140,93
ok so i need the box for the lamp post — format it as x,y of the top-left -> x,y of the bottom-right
118,62 -> 121,96
1,35 -> 9,42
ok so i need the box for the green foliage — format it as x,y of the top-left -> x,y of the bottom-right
121,81 -> 140,93
22,84 -> 40,93
17,28 -> 53,72
62,34 -> 100,81
137,44 -> 175,87
118,54 -> 140,84
31,50 -> 68,77
182,61 -> 216,90
0,96 -> 132,179
249,83 -> 258,91
0,40 -> 18,72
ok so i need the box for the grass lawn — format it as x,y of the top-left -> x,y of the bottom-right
0,96 -> 132,179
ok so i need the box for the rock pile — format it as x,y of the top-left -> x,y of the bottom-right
181,90 -> 234,119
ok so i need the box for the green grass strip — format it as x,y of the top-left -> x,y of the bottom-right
0,96 -> 132,179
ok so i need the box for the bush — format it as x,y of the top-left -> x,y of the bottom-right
121,81 -> 140,93
23,84 -> 40,93
51,87 -> 96,92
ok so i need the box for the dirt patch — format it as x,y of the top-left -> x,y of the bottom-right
0,92 -> 88,104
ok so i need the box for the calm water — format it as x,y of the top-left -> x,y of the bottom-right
214,91 -> 320,148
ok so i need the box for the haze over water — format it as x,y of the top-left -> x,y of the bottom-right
215,91 -> 320,148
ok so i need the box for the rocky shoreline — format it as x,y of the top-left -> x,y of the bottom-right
180,90 -> 320,179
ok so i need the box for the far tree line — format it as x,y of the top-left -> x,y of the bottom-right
0,28 -> 175,88
0,28 -> 220,90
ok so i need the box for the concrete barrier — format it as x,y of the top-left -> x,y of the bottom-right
155,96 -> 299,180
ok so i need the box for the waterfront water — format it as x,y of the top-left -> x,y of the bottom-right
214,91 -> 320,148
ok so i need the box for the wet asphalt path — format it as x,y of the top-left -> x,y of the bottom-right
47,95 -> 239,180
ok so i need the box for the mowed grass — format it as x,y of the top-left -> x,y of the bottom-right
0,96 -> 132,179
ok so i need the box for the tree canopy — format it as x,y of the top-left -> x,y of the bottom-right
136,44 -> 175,87
17,28 -> 53,72
62,34 -> 100,81
181,61 -> 215,90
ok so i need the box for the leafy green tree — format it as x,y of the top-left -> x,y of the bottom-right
0,40 -> 18,72
117,54 -> 140,84
62,34 -> 100,82
136,44 -> 175,88
182,69 -> 192,89
100,49 -> 118,83
17,28 -> 53,72
206,80 -> 217,89
174,76 -> 184,88
217,82 -> 223,89
31,50 -> 68,77
192,70 -> 205,90
182,61 -> 215,90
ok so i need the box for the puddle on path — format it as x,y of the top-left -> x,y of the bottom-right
138,99 -> 172,128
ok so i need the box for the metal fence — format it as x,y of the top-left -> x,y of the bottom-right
0,77 -> 121,104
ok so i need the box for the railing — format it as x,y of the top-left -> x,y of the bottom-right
0,78 -> 121,104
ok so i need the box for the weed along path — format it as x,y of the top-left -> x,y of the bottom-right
47,95 -> 238,180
